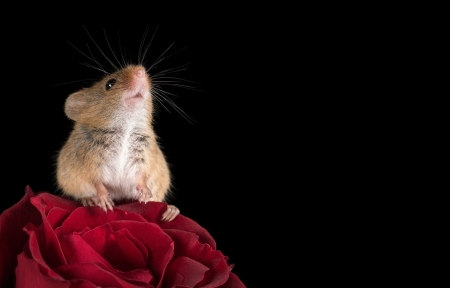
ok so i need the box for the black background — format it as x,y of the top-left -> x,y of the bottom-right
1,25 -> 288,286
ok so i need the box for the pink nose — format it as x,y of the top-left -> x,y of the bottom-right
136,69 -> 145,78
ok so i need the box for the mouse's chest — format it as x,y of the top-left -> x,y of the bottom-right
102,129 -> 149,171
97,129 -> 149,196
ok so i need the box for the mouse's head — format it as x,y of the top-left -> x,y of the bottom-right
64,65 -> 153,127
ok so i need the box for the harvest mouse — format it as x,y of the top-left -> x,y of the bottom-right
56,64 -> 180,221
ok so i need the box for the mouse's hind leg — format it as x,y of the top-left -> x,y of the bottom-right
136,174 -> 154,204
81,182 -> 114,212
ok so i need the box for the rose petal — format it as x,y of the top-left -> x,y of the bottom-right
160,215 -> 217,249
54,262 -> 151,288
55,207 -> 146,237
16,252 -> 98,288
114,200 -> 167,219
116,202 -> 217,249
30,191 -> 80,219
47,207 -> 72,229
164,229 -> 229,287
59,233 -> 111,268
24,208 -> 68,267
116,228 -> 149,263
218,272 -> 246,288
59,234 -> 154,286
162,256 -> 209,287
109,221 -> 174,287
116,269 -> 154,285
24,222 -> 67,272
82,224 -> 147,271
75,226 -> 91,236
0,186 -> 41,287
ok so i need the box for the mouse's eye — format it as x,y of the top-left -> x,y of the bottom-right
105,79 -> 116,90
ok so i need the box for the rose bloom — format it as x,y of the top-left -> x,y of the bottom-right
0,186 -> 244,287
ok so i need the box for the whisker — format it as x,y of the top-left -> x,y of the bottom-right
66,40 -> 107,74
153,89 -> 189,120
86,44 -> 109,73
158,46 -> 188,64
148,44 -> 188,72
138,25 -> 149,65
152,93 -> 173,114
153,86 -> 179,97
117,29 -> 128,68
141,25 -> 158,66
151,63 -> 191,77
152,79 -> 185,85
103,28 -> 123,70
147,42 -> 175,72
82,25 -> 119,71
152,75 -> 197,82
153,88 -> 196,124
163,98 -> 196,124
80,62 -> 108,74
153,82 -> 201,91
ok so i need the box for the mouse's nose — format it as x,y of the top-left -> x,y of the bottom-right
136,68 -> 145,78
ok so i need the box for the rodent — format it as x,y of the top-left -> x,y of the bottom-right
56,64 -> 180,221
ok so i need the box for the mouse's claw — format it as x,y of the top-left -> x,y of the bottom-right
98,195 -> 115,212
161,205 -> 180,222
81,198 -> 95,206
81,194 -> 114,212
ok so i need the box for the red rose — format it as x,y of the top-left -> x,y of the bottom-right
0,186 -> 245,287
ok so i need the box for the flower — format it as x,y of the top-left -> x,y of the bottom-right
0,186 -> 245,287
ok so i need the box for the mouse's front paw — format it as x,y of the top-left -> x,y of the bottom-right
161,205 -> 180,222
136,185 -> 153,204
81,194 -> 114,212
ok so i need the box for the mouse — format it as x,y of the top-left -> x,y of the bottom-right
56,63 -> 180,221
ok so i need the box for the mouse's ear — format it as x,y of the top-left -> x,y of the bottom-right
64,91 -> 87,121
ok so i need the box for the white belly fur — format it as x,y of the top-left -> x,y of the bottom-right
101,120 -> 146,200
